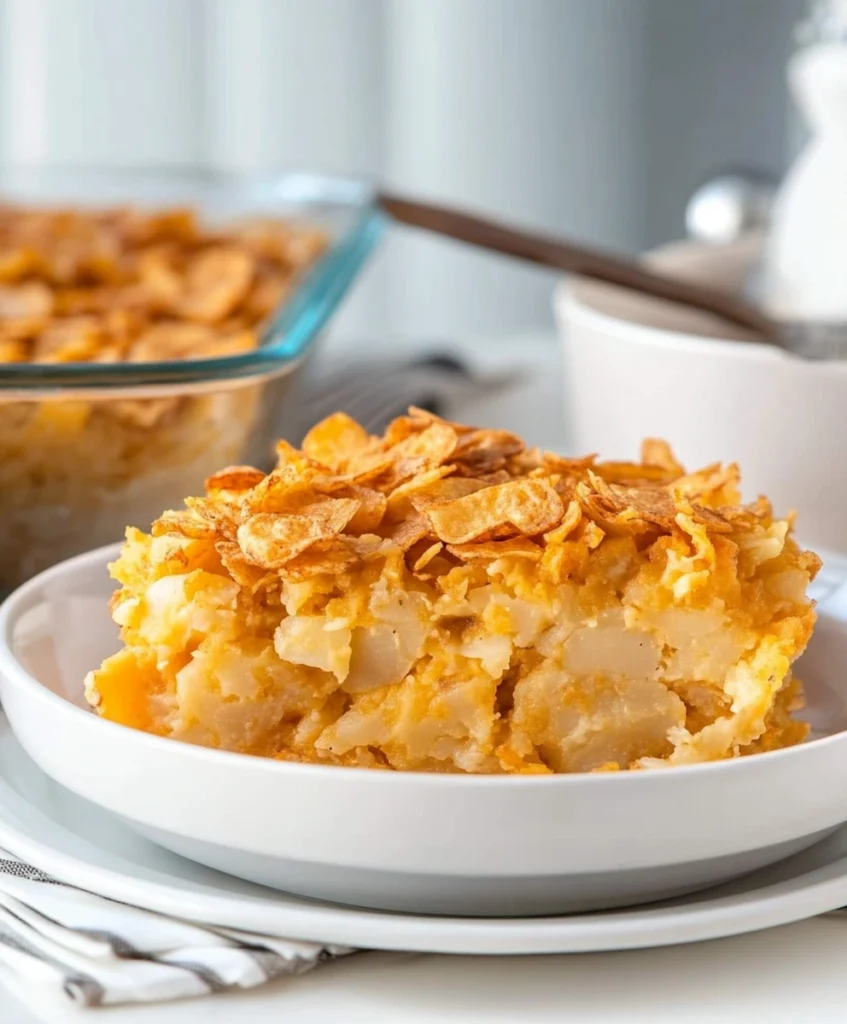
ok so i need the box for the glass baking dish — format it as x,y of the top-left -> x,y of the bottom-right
0,168 -> 386,590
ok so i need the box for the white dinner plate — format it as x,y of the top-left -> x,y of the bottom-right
0,713 -> 846,955
2,545 -> 847,918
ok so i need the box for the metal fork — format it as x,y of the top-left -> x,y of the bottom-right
290,351 -> 516,440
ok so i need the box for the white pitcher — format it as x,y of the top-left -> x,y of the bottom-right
763,0 -> 847,320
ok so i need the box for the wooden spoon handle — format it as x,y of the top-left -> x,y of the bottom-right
377,191 -> 776,342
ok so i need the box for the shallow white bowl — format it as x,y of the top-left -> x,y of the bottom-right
2,544 -> 847,918
555,238 -> 847,553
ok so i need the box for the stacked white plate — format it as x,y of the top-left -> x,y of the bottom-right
1,545 -> 847,954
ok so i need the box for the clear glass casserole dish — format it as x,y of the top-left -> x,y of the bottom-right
0,168 -> 385,590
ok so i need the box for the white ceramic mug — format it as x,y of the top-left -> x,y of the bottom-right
555,238 -> 847,553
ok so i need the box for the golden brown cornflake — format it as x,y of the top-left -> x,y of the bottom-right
386,466 -> 456,517
104,307 -> 146,346
178,247 -> 255,323
221,219 -> 285,261
302,412 -> 374,471
375,422 -> 459,489
240,474 -> 313,521
0,338 -> 27,361
739,496 -> 773,520
0,281 -> 54,334
123,208 -> 198,246
54,288 -> 111,316
579,473 -> 733,535
0,247 -> 39,282
427,479 -> 564,544
236,219 -> 327,269
206,329 -> 256,357
594,461 -> 678,486
237,498 -> 361,569
404,405 -> 478,435
795,549 -> 823,582
447,538 -> 542,561
280,534 -> 382,581
184,496 -> 243,540
273,438 -> 328,473
540,453 -> 597,476
673,462 -> 741,505
477,469 -> 513,485
216,539 -> 278,593
378,413 -> 423,448
577,479 -> 672,534
340,453 -> 397,487
584,520 -> 606,549
412,540 -> 444,572
396,421 -> 459,460
152,509 -> 215,540
641,438 -> 684,475
128,322 -> 219,361
136,244 -> 182,308
243,267 -> 291,323
408,476 -> 489,511
205,465 -> 267,493
280,547 -> 359,581
543,499 -> 582,544
341,487 -> 387,534
452,427 -> 524,473
33,317 -> 105,362
385,511 -> 433,551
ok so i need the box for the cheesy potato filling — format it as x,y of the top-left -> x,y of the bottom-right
86,410 -> 819,773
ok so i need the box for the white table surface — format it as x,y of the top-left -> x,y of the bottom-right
3,330 -> 845,1022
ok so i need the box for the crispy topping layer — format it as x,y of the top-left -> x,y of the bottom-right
0,204 -> 326,363
150,408 -> 809,584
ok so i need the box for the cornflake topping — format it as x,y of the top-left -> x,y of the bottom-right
0,204 -> 327,363
151,407 -> 800,584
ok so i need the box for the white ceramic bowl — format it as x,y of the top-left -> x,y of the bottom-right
2,544 -> 847,918
555,238 -> 847,553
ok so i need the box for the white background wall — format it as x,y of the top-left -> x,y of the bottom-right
0,0 -> 808,341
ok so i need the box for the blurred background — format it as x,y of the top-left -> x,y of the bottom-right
0,0 -> 806,340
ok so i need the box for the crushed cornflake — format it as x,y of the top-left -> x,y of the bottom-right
86,411 -> 822,774
0,203 -> 327,364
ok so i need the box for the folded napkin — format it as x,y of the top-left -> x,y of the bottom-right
0,847 -> 352,1008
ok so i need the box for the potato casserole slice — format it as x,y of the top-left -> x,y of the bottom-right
86,409 -> 820,773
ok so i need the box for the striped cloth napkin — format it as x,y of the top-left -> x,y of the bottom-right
0,847 -> 352,1007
